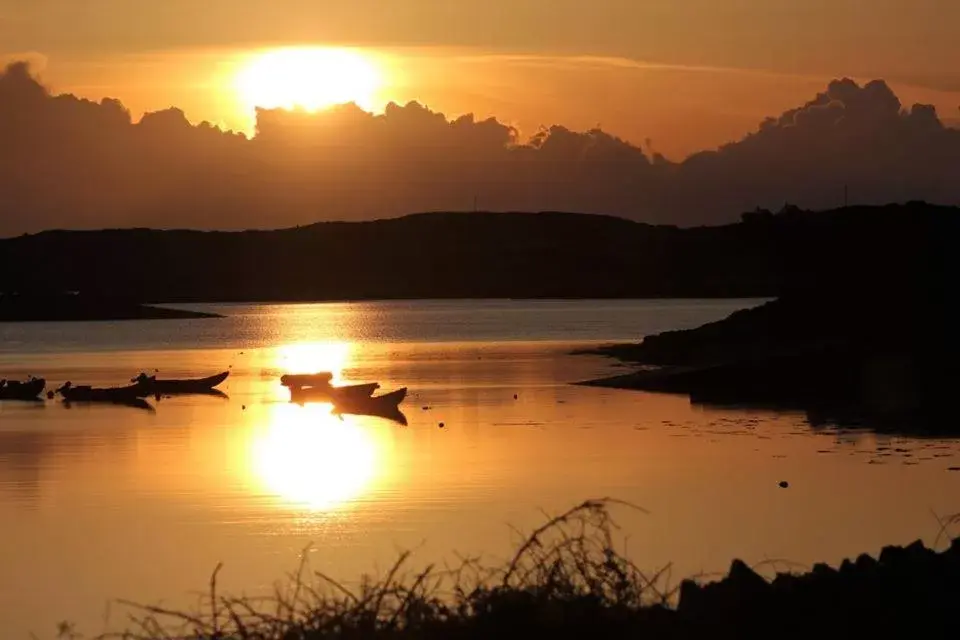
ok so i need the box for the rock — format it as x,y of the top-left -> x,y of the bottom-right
676,579 -> 703,614
855,553 -> 877,571
728,559 -> 768,592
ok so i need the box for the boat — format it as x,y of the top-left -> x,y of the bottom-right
280,372 -> 334,388
288,382 -> 381,405
57,381 -> 149,403
332,387 -> 408,415
132,371 -> 229,395
0,377 -> 46,401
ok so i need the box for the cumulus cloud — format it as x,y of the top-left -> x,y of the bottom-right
0,62 -> 958,235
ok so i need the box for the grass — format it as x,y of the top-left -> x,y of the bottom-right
81,499 -> 669,640
55,499 -> 960,640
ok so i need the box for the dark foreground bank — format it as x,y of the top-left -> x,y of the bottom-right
87,500 -> 960,640
0,293 -> 222,322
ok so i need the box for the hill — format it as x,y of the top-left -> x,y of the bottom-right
2,204 -> 956,304
0,210 -> 781,302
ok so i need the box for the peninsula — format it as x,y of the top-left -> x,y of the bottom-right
580,201 -> 959,435
0,293 -> 222,322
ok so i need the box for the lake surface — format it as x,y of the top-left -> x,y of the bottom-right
1,299 -> 959,638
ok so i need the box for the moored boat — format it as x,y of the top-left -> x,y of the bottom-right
0,377 -> 46,401
132,371 -> 229,395
288,381 -> 381,404
280,372 -> 334,388
57,381 -> 149,403
332,387 -> 407,415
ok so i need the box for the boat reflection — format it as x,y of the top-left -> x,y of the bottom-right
62,398 -> 156,412
154,389 -> 230,401
250,402 -> 392,511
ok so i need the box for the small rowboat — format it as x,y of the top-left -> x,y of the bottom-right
289,382 -> 381,405
331,387 -> 409,425
0,377 -> 46,401
333,387 -> 407,415
57,381 -> 147,403
280,373 -> 334,388
133,371 -> 229,395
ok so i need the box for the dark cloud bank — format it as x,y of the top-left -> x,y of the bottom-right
1,61 -> 958,235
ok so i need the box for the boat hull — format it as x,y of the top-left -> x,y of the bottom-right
332,387 -> 408,415
0,378 -> 46,401
136,371 -> 230,395
289,382 -> 380,404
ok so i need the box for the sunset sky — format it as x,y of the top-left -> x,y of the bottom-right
2,0 -> 958,158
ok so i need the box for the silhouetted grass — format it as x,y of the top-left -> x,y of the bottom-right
91,499 -> 670,640
62,498 -> 960,640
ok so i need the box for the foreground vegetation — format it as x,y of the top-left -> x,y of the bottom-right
71,499 -> 960,640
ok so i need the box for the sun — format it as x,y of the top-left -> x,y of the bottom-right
235,47 -> 382,112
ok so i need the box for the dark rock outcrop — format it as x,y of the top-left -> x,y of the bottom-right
580,202 -> 960,435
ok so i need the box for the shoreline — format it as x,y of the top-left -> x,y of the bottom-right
0,298 -> 224,323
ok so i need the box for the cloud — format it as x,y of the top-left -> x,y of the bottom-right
446,52 -> 828,82
0,60 -> 958,235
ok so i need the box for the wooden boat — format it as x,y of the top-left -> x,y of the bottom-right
57,381 -> 149,403
289,382 -> 381,404
132,371 -> 229,395
280,372 -> 335,388
0,377 -> 46,401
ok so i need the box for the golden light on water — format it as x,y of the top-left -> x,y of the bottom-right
251,403 -> 387,511
234,47 -> 384,112
275,341 -> 352,382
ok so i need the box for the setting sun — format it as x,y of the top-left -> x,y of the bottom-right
235,47 -> 383,112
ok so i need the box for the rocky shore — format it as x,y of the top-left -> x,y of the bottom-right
668,536 -> 960,637
579,203 -> 959,436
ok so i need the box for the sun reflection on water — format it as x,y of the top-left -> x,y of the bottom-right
274,341 -> 352,382
251,402 -> 388,512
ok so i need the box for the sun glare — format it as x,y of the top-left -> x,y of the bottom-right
275,341 -> 352,382
235,47 -> 383,112
251,403 -> 385,511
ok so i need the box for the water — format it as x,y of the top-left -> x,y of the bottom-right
1,299 -> 959,637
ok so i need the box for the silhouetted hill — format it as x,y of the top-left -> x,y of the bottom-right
0,210 -> 781,302
2,204 -> 956,304
2,61 -> 960,234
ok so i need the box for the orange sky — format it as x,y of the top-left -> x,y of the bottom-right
2,0 -> 958,159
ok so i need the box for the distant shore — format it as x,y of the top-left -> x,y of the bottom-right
0,295 -> 222,322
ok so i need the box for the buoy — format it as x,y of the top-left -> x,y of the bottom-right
778,480 -> 789,489
439,422 -> 445,428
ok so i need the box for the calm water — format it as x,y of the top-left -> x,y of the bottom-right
1,299 -> 959,638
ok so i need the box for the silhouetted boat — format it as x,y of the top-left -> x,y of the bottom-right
332,387 -> 408,416
288,382 -> 381,405
132,371 -> 229,395
0,377 -> 46,401
280,372 -> 334,388
57,381 -> 148,403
